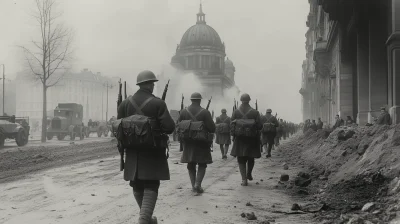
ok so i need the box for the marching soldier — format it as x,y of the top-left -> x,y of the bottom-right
261,109 -> 279,158
179,92 -> 216,194
231,93 -> 262,186
117,70 -> 175,224
215,109 -> 231,159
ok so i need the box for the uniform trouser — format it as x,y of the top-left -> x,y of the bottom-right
237,156 -> 255,180
219,144 -> 229,157
130,180 -> 160,224
187,163 -> 207,190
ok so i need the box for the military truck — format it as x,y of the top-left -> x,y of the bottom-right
46,103 -> 87,141
0,116 -> 30,148
85,120 -> 109,137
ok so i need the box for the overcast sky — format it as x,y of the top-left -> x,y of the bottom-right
0,0 -> 309,122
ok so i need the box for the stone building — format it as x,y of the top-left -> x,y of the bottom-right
157,4 -> 240,110
15,69 -> 133,126
301,0 -> 400,125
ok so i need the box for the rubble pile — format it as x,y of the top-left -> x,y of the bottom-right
280,125 -> 400,223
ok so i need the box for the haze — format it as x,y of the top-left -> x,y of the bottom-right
0,0 -> 308,123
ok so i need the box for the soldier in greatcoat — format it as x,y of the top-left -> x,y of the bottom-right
231,93 -> 262,186
117,70 -> 175,224
261,109 -> 279,158
179,92 -> 216,194
215,108 -> 231,159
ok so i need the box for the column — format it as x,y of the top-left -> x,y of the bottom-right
388,0 -> 400,124
369,6 -> 389,122
338,35 -> 354,119
357,21 -> 370,125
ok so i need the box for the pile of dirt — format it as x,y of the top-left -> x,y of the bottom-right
0,141 -> 118,183
279,125 -> 400,223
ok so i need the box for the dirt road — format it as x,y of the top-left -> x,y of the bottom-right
0,141 -> 316,224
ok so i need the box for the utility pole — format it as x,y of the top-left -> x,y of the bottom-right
101,91 -> 104,120
1,64 -> 4,115
104,82 -> 113,121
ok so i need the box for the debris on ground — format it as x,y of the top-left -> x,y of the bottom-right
280,174 -> 289,181
279,125 -> 400,223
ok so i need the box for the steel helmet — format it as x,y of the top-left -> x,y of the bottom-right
240,93 -> 251,102
136,70 -> 158,85
221,109 -> 227,113
190,92 -> 203,100
266,109 -> 272,113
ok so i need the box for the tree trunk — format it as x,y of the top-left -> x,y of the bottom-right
41,83 -> 47,143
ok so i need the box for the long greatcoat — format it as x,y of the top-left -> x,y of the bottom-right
179,103 -> 216,164
260,113 -> 279,146
230,104 -> 262,158
117,88 -> 175,181
215,114 -> 231,145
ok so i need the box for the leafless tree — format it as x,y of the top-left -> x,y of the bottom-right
19,0 -> 74,142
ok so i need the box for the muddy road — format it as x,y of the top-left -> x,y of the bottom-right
0,140 -> 316,224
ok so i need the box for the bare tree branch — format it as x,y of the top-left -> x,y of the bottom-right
19,0 -> 74,142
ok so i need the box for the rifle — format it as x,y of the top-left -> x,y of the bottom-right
206,96 -> 212,110
180,94 -> 184,111
162,79 -> 170,101
117,79 -> 124,171
255,99 -> 258,111
124,81 -> 127,99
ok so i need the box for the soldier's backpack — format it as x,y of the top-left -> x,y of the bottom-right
216,117 -> 230,134
231,108 -> 258,138
112,97 -> 156,149
262,116 -> 276,133
176,109 -> 213,143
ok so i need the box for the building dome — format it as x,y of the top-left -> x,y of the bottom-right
180,24 -> 224,50
178,4 -> 224,51
225,57 -> 234,68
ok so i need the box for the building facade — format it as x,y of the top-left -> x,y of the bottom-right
15,69 -> 133,126
157,4 -> 240,110
301,0 -> 400,125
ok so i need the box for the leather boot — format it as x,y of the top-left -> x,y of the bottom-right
267,144 -> 272,158
224,145 -> 229,159
247,160 -> 254,181
138,189 -> 158,224
133,189 -> 144,209
220,145 -> 224,159
188,169 -> 196,192
194,166 -> 206,193
239,163 -> 248,186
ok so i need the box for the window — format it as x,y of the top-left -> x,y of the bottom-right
202,55 -> 210,69
188,56 -> 195,69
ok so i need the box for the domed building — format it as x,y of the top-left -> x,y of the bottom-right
165,4 -> 239,102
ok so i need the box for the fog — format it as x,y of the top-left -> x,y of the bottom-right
0,0 -> 308,122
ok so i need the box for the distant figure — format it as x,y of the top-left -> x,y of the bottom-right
317,118 -> 323,130
310,120 -> 317,131
10,115 -> 16,123
303,119 -> 311,133
332,115 -> 344,130
346,116 -> 355,126
376,107 -> 391,125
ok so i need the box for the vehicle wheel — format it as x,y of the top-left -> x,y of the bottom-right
57,134 -> 65,140
97,131 -> 102,138
47,133 -> 54,140
16,129 -> 28,146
